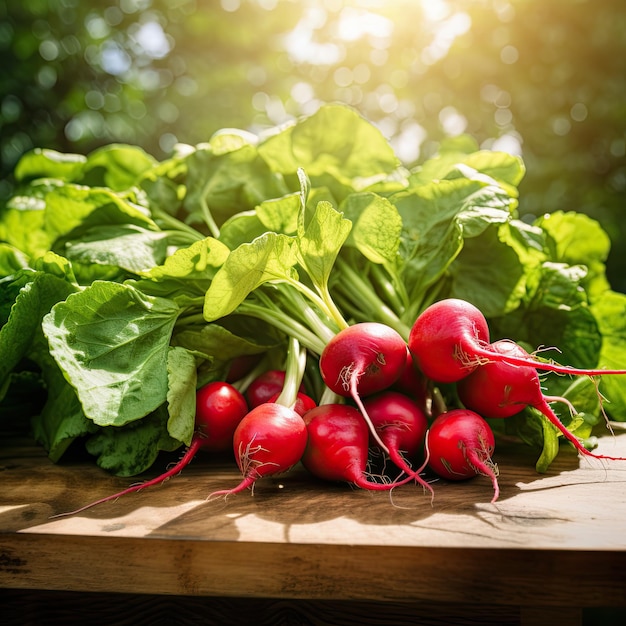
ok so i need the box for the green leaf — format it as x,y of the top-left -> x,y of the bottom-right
85,406 -> 180,477
78,144 -> 157,191
183,142 -> 288,230
43,281 -> 180,426
64,224 -> 170,273
172,321 -> 279,363
256,192 -> 302,235
203,232 -> 298,322
590,290 -> 626,421
296,200 -> 352,292
0,243 -> 30,277
32,250 -> 78,284
392,175 -> 514,321
535,416 -> 562,473
0,182 -> 54,258
448,223 -> 527,317
0,269 -> 77,391
536,211 -> 611,298
258,103 -> 399,181
341,192 -> 402,265
140,236 -> 229,282
410,147 -> 525,198
133,236 -> 230,303
218,211 -> 270,250
166,346 -> 198,446
44,184 -> 157,245
14,148 -> 86,183
30,349 -> 97,462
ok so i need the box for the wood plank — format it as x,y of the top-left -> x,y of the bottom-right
1,591 -> 522,626
2,430 -> 626,605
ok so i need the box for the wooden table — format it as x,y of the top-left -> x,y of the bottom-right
2,428 -> 626,625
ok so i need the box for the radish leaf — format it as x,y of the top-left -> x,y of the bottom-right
43,281 -> 180,427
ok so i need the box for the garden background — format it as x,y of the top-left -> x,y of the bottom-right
1,0 -> 624,289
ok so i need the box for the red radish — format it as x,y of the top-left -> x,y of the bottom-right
457,339 -> 626,461
195,381 -> 250,452
319,322 -> 408,453
245,369 -> 305,408
301,403 -> 414,491
226,353 -> 262,383
409,298 -> 626,383
51,381 -> 249,517
362,390 -> 433,496
426,408 -> 500,503
207,402 -> 308,498
268,390 -> 317,416
392,348 -> 431,416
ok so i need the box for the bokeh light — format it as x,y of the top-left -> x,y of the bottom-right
1,0 -> 625,288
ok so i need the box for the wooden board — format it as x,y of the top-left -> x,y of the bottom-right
2,429 -> 626,616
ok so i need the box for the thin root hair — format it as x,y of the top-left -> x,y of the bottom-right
454,344 -> 490,369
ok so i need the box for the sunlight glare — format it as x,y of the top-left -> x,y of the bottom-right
336,6 -> 393,41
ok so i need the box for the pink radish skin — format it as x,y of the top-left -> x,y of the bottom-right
426,409 -> 500,503
319,322 -> 409,453
409,298 -> 626,383
301,403 -> 413,491
51,381 -> 249,518
457,339 -> 626,461
362,391 -> 433,496
208,402 -> 308,498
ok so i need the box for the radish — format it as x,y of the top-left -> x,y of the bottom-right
245,369 -> 305,408
392,348 -> 432,416
318,322 -> 408,454
268,390 -> 317,416
195,380 -> 250,452
226,353 -> 262,383
456,339 -> 626,461
362,390 -> 433,496
409,298 -> 626,383
426,408 -> 500,503
207,401 -> 308,498
51,381 -> 249,517
301,403 -> 413,491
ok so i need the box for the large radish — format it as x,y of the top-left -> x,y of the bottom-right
409,298 -> 626,383
456,339 -> 626,461
319,322 -> 408,454
208,402 -> 308,498
302,403 -> 414,491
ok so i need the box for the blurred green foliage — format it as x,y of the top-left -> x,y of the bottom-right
1,0 -> 624,289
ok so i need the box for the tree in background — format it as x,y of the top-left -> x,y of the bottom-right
1,0 -> 624,288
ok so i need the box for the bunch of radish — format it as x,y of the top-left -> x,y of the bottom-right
53,297 -> 626,517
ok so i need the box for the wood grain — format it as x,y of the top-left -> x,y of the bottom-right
2,429 -> 626,615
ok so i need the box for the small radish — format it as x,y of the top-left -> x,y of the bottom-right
207,402 -> 308,498
426,408 -> 500,503
195,380 -> 250,452
245,369 -> 305,408
409,298 -> 626,383
226,353 -> 262,383
319,322 -> 408,454
301,403 -> 413,491
457,339 -> 626,461
392,348 -> 431,416
268,390 -> 317,416
51,381 -> 249,517
362,390 -> 433,496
